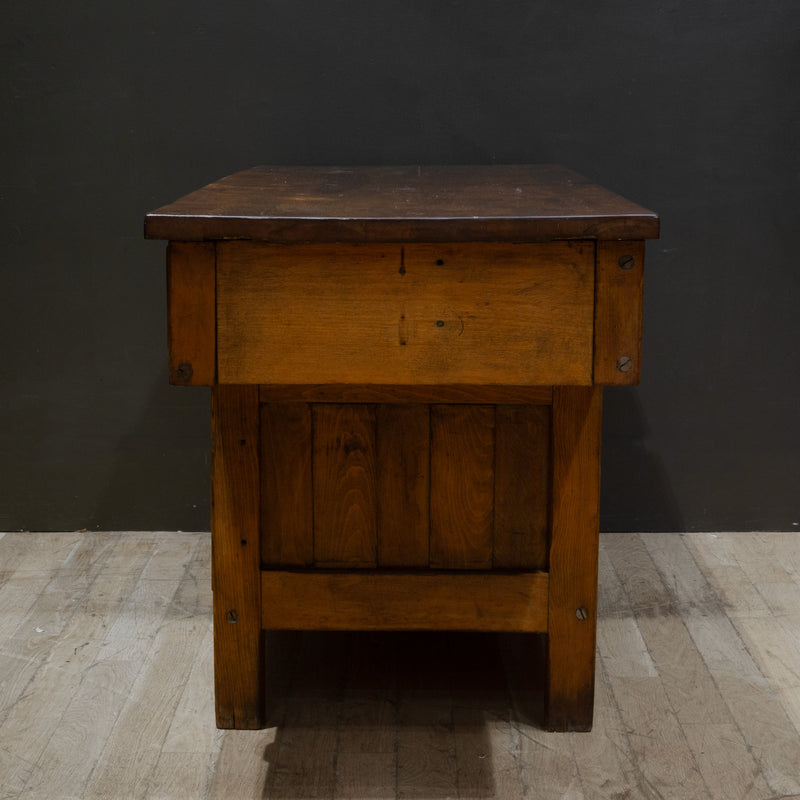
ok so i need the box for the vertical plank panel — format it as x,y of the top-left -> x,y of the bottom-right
167,241 -> 216,385
260,403 -> 313,568
211,384 -> 264,729
494,405 -> 551,569
593,240 -> 645,385
546,385 -> 602,731
313,404 -> 377,568
430,405 -> 495,569
376,404 -> 430,567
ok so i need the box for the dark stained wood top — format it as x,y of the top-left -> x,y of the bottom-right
145,165 -> 659,243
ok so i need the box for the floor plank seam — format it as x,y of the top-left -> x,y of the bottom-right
69,535 -> 204,799
671,533 -> 799,798
3,531 -> 800,799
602,534 -> 716,799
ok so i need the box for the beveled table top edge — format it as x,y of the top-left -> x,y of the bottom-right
145,164 -> 659,242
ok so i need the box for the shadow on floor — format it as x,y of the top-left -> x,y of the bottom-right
257,630 -> 547,798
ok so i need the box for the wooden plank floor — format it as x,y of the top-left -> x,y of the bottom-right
1,530 -> 799,799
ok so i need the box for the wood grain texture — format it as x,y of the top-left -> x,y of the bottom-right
593,240 -> 645,384
430,405 -> 495,569
260,403 -> 313,568
206,729 -> 276,800
217,241 -> 595,386
145,164 -> 660,242
376,405 -> 430,568
313,404 -> 378,568
167,241 -> 215,386
494,405 -> 550,569
260,571 -> 549,632
211,384 -> 264,729
605,533 -> 775,799
546,385 -> 603,731
397,693 -> 459,798
259,383 -> 554,405
82,589 -> 209,799
0,534 -> 150,797
268,701 -> 339,797
160,619 -> 217,756
4,531 -> 800,799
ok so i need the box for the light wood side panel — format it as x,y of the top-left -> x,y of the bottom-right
376,405 -> 430,567
546,385 -> 603,731
167,241 -> 215,385
217,242 -> 594,385
259,384 -> 554,405
211,384 -> 264,729
313,404 -> 378,568
494,405 -> 550,569
594,240 -> 645,384
260,403 -> 313,568
260,571 -> 549,632
430,405 -> 495,569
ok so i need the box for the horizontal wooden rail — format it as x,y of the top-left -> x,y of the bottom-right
261,570 -> 549,632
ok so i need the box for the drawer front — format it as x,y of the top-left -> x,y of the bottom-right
217,242 -> 595,386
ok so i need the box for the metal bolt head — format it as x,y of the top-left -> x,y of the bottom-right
176,362 -> 194,381
616,356 -> 633,373
225,610 -> 238,623
618,254 -> 635,270
575,606 -> 589,621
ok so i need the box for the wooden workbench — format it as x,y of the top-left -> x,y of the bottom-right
145,164 -> 659,731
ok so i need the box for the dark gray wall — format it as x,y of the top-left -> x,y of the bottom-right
2,1 -> 799,532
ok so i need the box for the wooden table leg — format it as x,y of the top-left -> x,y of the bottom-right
546,385 -> 603,731
211,384 -> 265,729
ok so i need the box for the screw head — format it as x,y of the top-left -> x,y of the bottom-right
616,356 -> 633,373
575,606 -> 589,621
618,254 -> 635,270
175,362 -> 194,381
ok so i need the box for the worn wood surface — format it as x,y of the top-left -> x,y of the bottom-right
154,169 -> 659,745
211,385 -> 264,729
259,400 -> 556,570
493,405 -> 550,569
546,386 -> 603,731
2,531 -> 799,798
260,571 -> 549,632
216,241 -> 595,386
376,404 -> 430,567
166,241 -> 215,386
2,531 -> 799,799
258,383 -> 554,405
312,404 -> 378,568
145,164 -> 660,242
593,240 -> 646,385
260,403 -> 313,568
430,405 -> 495,569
